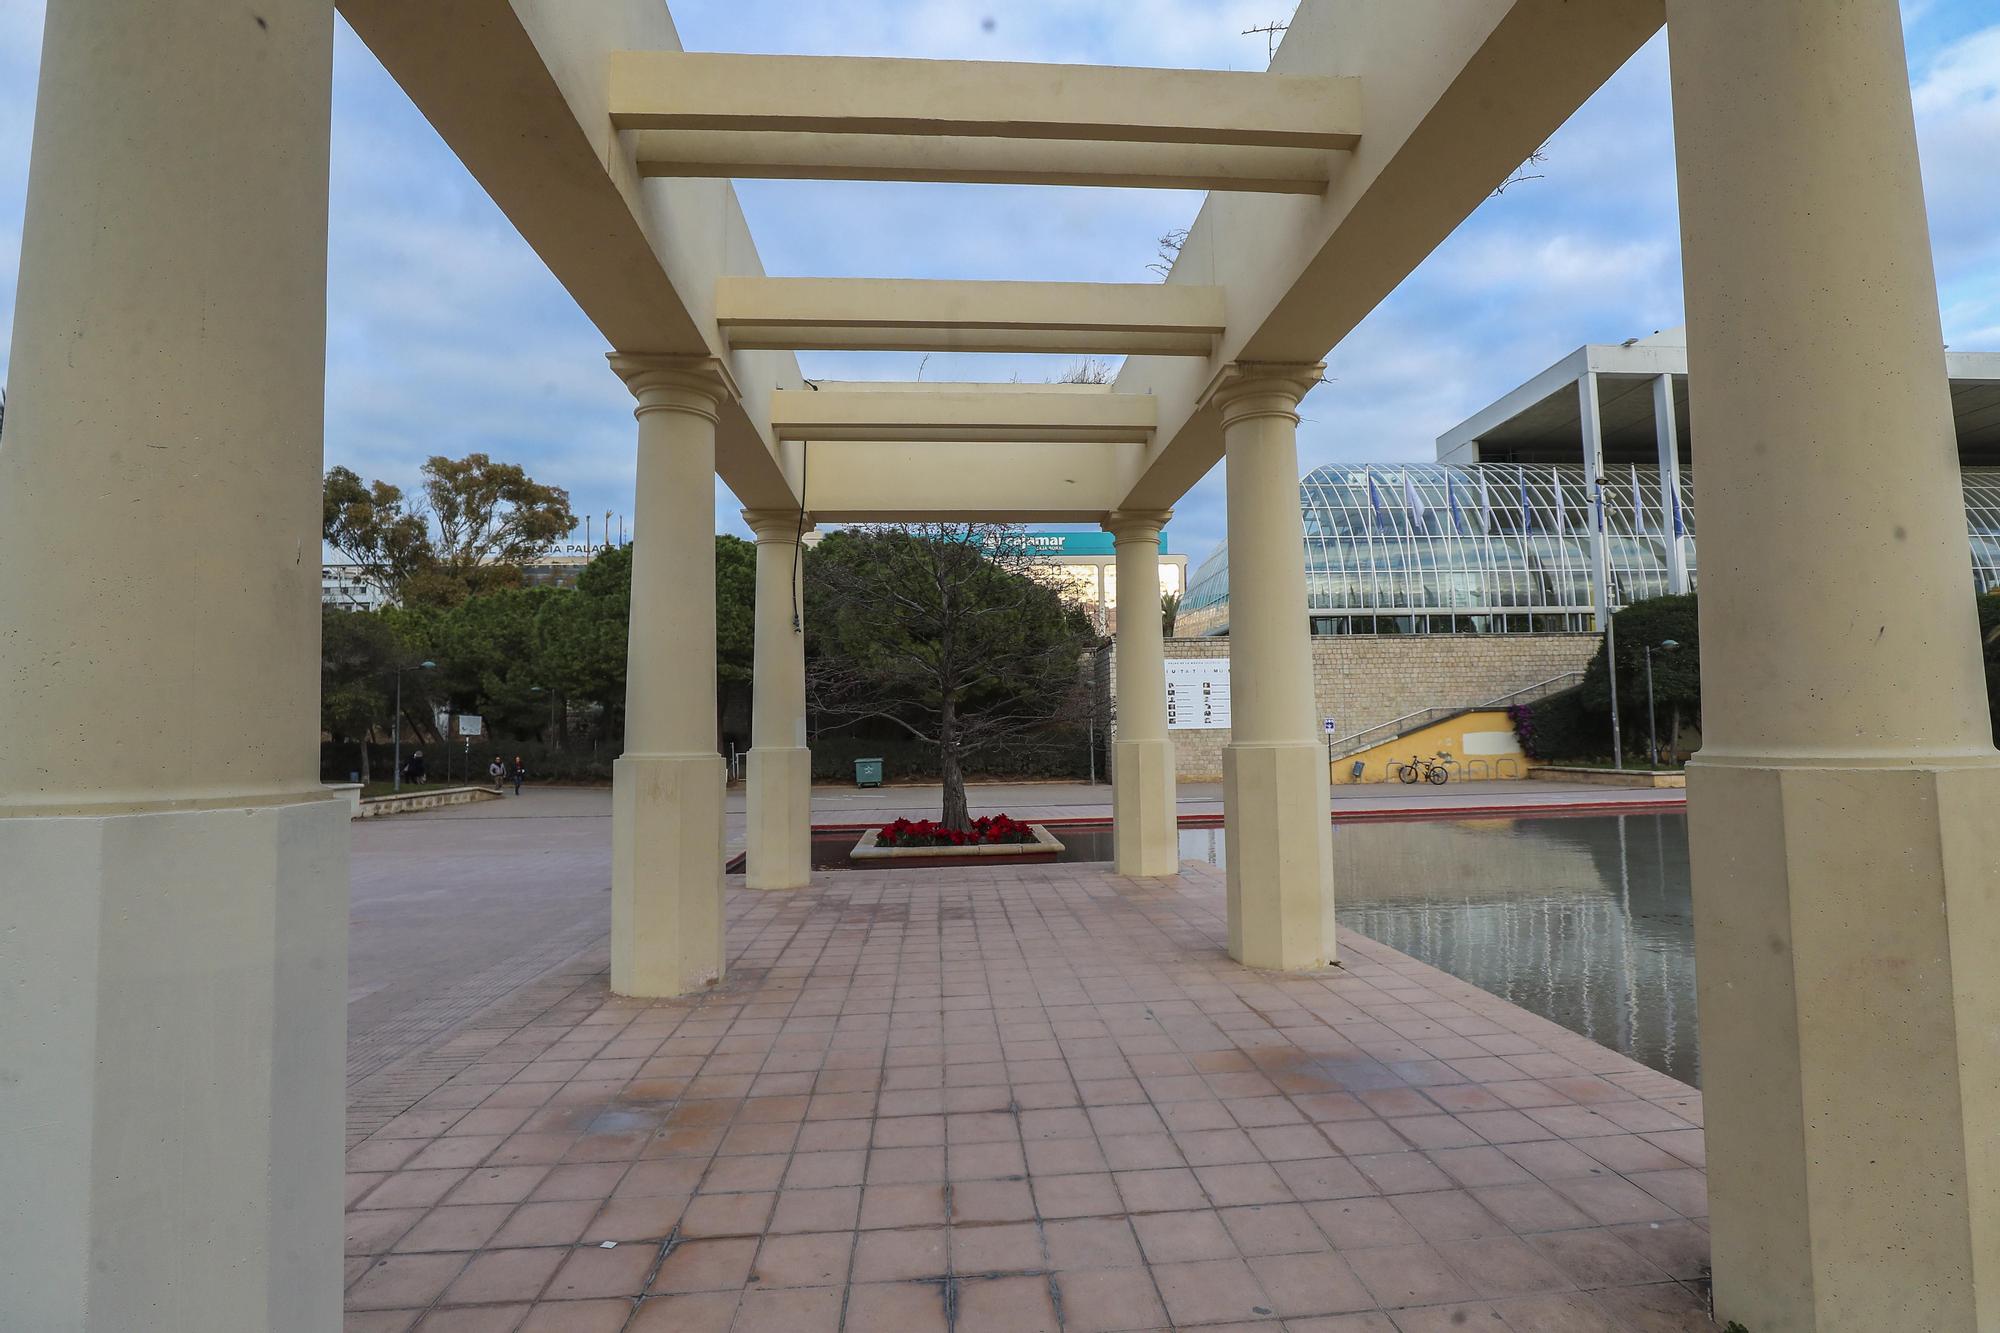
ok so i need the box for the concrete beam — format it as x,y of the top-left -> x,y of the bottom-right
610,51 -> 1362,150
631,130 -> 1334,194
802,441 -> 1138,521
771,386 -> 1157,444
334,0 -> 801,510
718,277 -> 1225,356
1114,0 -> 1663,511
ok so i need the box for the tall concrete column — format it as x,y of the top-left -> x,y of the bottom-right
1207,365 -> 1336,970
609,355 -> 732,997
1579,371 -> 1613,626
742,508 -> 814,890
1104,510 -> 1179,877
1668,1 -> 2000,1327
0,1 -> 346,1329
1651,375 -> 1690,594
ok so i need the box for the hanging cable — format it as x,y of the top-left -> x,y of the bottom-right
790,437 -> 809,632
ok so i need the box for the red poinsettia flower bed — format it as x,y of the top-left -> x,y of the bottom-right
876,815 -> 1036,848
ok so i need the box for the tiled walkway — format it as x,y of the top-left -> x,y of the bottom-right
345,862 -> 1712,1331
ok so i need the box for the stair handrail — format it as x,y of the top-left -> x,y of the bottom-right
1325,669 -> 1585,756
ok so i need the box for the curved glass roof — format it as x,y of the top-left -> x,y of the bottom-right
1182,463 -> 2000,636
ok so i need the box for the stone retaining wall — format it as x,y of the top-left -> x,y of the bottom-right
355,785 -> 502,819
1107,634 -> 1600,780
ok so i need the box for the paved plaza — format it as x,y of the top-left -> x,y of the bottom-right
343,822 -> 1711,1331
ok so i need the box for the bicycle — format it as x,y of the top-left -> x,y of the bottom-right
1394,751 -> 1454,785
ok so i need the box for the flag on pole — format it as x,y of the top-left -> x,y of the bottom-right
1402,469 -> 1428,531
1553,471 -> 1568,532
1367,472 -> 1386,530
1672,480 -> 1685,538
1630,464 -> 1645,534
1446,475 -> 1467,534
1518,468 -> 1532,533
1479,471 -> 1493,534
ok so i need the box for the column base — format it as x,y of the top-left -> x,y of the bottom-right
1223,741 -> 1336,970
1691,758 -> 2000,1332
745,746 -> 813,891
1112,737 -> 1181,877
612,753 -> 726,997
0,796 -> 349,1332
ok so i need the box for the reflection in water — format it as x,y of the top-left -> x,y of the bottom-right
1329,814 -> 1698,1087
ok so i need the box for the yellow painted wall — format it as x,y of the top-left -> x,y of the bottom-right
1332,710 -> 1527,784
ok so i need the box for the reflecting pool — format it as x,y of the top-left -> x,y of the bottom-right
1186,816 -> 1698,1088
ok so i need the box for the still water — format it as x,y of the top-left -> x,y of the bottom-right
1178,815 -> 1699,1088
791,812 -> 1699,1086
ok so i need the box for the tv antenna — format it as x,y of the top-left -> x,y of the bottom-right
1243,20 -> 1289,62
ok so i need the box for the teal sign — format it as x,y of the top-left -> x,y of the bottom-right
1003,531 -> 1169,556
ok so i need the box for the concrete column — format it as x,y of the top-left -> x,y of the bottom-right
0,1 -> 346,1329
1668,1 -> 2000,1328
1578,371 -> 1612,625
742,508 -> 814,890
1651,374 -> 1690,594
608,355 -> 732,997
1104,510 -> 1179,876
1207,365 -> 1336,970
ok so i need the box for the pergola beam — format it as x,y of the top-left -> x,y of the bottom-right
630,131 -> 1334,194
770,384 -> 1157,444
802,440 -> 1139,521
718,277 -> 1225,356
609,51 -> 1362,150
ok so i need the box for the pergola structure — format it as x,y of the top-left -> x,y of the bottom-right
1,1 -> 1994,1329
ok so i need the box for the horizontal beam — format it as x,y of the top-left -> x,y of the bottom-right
631,131 -> 1333,194
717,277 -> 1225,356
610,51 -> 1362,150
801,440 -> 1138,521
770,385 -> 1157,444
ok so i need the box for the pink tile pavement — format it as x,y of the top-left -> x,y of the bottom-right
346,861 -> 1711,1331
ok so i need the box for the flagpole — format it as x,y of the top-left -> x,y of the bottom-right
1401,467 -> 1422,633
1595,471 -> 1624,769
1366,471 -> 1381,632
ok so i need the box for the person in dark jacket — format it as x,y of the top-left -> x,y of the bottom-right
510,756 -> 526,796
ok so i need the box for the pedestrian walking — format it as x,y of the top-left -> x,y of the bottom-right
510,756 -> 526,796
488,756 -> 505,790
403,749 -> 426,785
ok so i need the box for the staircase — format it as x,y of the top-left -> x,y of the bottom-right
1325,670 -> 1583,761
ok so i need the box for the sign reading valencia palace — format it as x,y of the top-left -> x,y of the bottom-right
1165,659 -> 1231,730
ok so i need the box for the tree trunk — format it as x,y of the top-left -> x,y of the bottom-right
358,733 -> 371,785
939,697 -> 970,831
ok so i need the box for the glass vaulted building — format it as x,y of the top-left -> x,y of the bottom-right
1181,329 -> 2000,638
1178,463 -> 2000,638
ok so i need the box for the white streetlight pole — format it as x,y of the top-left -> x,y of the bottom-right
1645,639 -> 1680,768
392,659 -> 437,792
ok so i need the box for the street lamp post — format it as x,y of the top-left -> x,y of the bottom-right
392,659 -> 437,792
530,686 -> 559,749
1594,475 -> 1623,769
1644,639 -> 1679,768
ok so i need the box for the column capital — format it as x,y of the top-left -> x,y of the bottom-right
1102,509 -> 1173,544
741,508 -> 814,544
607,353 -> 739,421
1199,361 -> 1327,425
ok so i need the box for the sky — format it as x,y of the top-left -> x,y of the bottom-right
1,1 -> 1996,569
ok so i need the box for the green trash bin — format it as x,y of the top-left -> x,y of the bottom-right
855,758 -> 884,788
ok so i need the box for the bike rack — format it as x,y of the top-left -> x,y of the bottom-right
1496,758 -> 1521,779
1465,760 -> 1489,780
